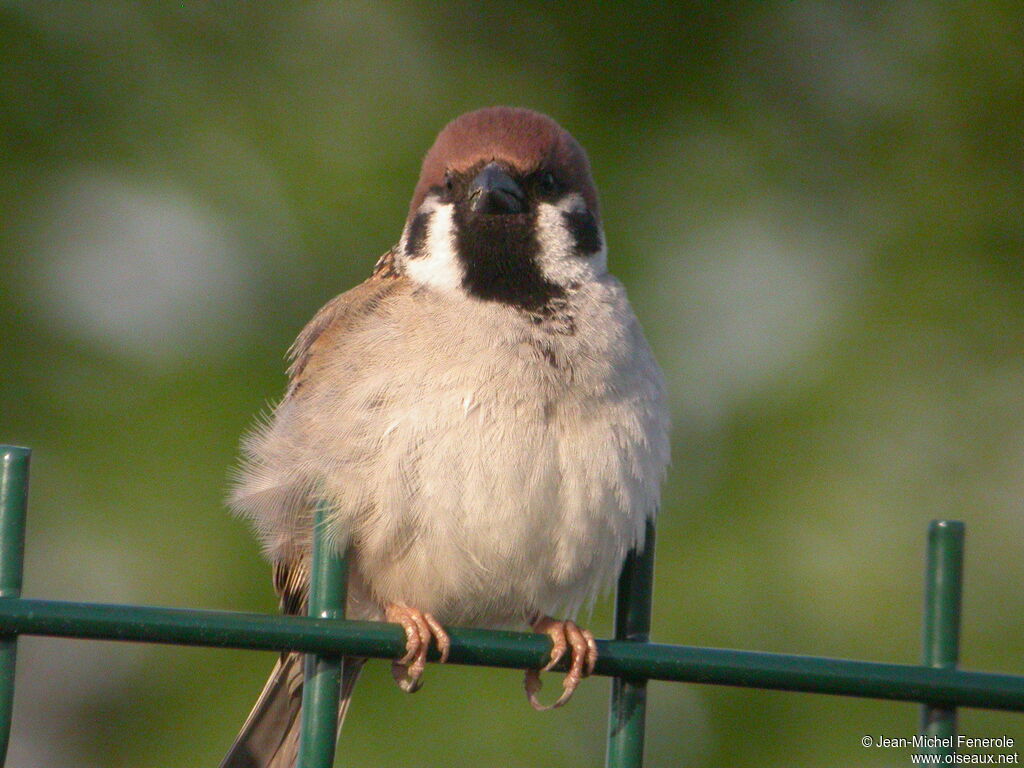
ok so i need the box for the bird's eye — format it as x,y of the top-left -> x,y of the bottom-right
539,171 -> 558,195
444,172 -> 455,192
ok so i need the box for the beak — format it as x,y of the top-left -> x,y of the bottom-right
468,163 -> 526,215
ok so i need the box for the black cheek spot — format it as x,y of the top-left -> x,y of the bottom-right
405,212 -> 430,258
562,210 -> 603,256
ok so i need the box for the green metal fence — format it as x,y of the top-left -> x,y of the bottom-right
1,444 -> 1022,767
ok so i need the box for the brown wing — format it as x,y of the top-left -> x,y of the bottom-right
273,245 -> 406,611
284,246 -> 404,397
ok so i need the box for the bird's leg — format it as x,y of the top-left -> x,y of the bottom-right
524,614 -> 598,710
384,603 -> 450,693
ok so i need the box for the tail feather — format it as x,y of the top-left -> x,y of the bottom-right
221,653 -> 364,768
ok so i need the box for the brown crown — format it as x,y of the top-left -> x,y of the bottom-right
409,107 -> 599,220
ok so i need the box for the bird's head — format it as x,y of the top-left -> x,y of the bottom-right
398,107 -> 606,311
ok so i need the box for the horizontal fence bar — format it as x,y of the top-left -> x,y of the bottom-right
1,598 -> 1023,712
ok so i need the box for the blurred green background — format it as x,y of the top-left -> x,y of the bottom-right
1,2 -> 1022,766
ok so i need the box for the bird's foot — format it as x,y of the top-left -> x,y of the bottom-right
384,603 -> 450,693
524,615 -> 598,711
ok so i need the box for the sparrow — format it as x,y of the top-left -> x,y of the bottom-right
221,106 -> 670,768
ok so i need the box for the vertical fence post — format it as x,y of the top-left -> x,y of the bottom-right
297,501 -> 347,768
0,446 -> 29,766
606,517 -> 656,768
920,520 -> 964,760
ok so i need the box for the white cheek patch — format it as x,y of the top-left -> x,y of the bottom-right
400,199 -> 464,294
535,194 -> 608,288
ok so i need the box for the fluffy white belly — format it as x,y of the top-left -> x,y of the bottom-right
335,327 -> 664,627
346,392 -> 644,626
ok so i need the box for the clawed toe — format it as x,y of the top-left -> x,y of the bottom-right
524,615 -> 598,711
385,603 -> 450,693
